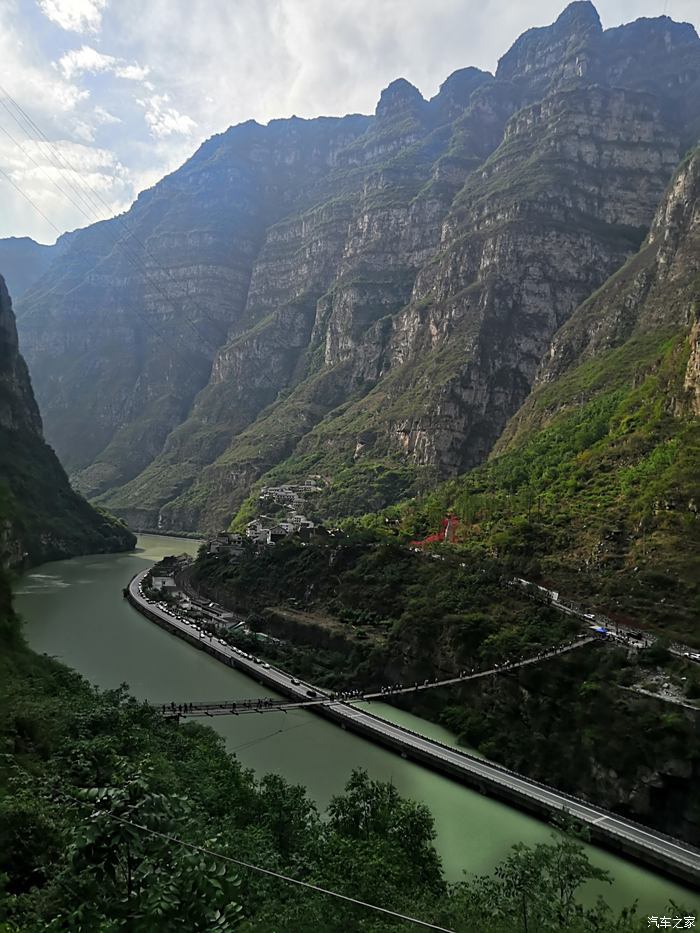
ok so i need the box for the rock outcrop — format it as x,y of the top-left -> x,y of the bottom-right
5,2 -> 700,532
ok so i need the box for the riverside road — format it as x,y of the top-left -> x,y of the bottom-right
127,569 -> 700,888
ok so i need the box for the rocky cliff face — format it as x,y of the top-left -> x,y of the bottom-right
412,148 -> 700,636
0,277 -> 43,438
534,148 -> 700,385
10,2 -> 700,532
0,276 -> 135,564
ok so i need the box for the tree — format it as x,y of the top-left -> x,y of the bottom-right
52,775 -> 242,931
446,830 -> 612,933
326,770 -> 444,895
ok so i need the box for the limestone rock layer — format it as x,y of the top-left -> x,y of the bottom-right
3,3 -> 699,531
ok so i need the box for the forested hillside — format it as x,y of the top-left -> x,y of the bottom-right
0,563 -> 686,930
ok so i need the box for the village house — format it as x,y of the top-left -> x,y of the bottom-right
289,513 -> 314,531
208,532 -> 245,556
268,525 -> 290,543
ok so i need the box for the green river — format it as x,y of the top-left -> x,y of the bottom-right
15,534 -> 698,915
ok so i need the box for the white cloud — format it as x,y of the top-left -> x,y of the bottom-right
115,62 -> 149,80
57,44 -> 149,80
136,94 -> 196,138
37,0 -> 108,34
0,134 -> 130,239
3,0 -> 699,245
0,14 -> 87,117
94,105 -> 120,125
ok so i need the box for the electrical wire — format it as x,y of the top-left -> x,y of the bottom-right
0,165 -> 61,235
99,810 -> 457,932
0,132 -> 214,367
14,766 -> 455,932
230,718 -> 311,752
0,85 -> 228,342
0,122 -> 100,226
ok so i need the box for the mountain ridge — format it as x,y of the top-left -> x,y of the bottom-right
2,2 -> 699,533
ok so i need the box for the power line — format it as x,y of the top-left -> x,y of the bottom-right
0,121 -> 102,227
0,165 -> 61,235
0,99 -> 108,222
0,120 -> 215,366
0,84 -> 228,344
0,85 -> 289,399
230,718 -> 311,752
101,810 -> 457,932
19,768 -> 456,931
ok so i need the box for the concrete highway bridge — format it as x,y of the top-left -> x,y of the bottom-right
126,569 -> 700,889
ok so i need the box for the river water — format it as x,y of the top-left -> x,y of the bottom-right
15,534 -> 698,914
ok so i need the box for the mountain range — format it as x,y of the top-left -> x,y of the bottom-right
2,1 -> 699,546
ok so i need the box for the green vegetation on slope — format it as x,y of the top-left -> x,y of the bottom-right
192,539 -> 578,688
192,536 -> 700,843
361,330 -> 700,640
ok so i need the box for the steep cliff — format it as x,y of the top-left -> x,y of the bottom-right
389,148 -> 700,638
0,276 -> 135,564
12,3 -> 700,532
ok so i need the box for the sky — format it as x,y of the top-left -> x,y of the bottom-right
0,0 -> 698,243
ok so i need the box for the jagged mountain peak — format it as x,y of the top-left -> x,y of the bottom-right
605,14 -> 699,49
375,77 -> 426,120
430,67 -> 493,120
8,4 -> 700,534
555,0 -> 602,32
496,1 -> 602,89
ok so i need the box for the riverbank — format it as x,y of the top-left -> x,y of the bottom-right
126,568 -> 700,889
14,535 -> 700,911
